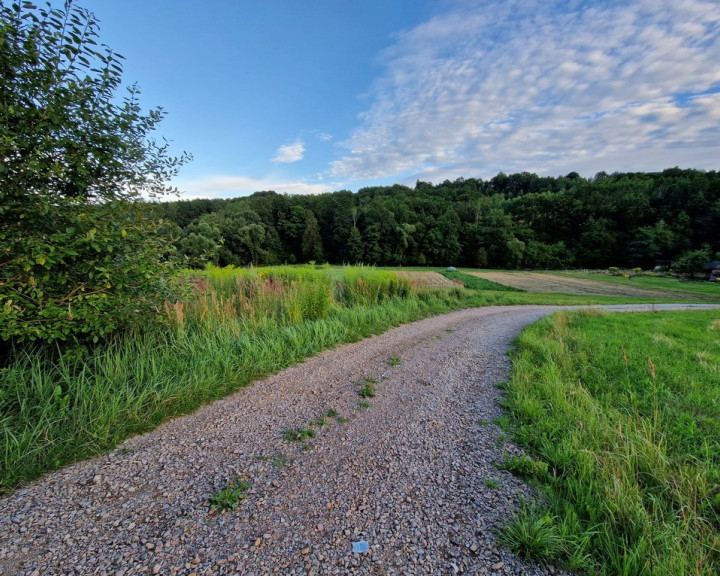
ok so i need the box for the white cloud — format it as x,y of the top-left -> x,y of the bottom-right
272,140 -> 305,163
174,175 -> 337,199
331,0 -> 720,182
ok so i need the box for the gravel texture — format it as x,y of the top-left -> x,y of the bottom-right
1,304 -> 718,576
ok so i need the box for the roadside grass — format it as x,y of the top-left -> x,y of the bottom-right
0,265 -> 463,493
501,309 -> 720,575
553,270 -> 720,300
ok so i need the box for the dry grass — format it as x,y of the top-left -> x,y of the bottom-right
393,271 -> 458,289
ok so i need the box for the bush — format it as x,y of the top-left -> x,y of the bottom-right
0,1 -> 189,348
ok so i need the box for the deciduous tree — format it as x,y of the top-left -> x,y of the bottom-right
0,1 -> 189,346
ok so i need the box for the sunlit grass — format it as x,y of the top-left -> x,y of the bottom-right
501,309 -> 720,575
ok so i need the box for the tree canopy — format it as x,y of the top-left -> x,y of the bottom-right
155,169 -> 720,272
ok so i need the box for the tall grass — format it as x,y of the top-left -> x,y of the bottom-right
0,265 -> 459,492
501,309 -> 720,575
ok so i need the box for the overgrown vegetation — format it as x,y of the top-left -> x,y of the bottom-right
502,309 -> 720,574
0,265 -> 465,492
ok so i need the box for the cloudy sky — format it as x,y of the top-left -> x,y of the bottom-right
93,0 -> 720,199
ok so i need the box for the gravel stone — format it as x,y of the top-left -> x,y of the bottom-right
1,303 -> 717,575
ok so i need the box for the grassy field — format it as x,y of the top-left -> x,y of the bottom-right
469,270 -> 720,300
501,309 -> 720,575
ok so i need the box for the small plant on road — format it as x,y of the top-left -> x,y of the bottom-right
358,377 -> 378,398
484,478 -> 501,489
387,356 -> 401,366
271,454 -> 290,469
210,477 -> 251,512
282,427 -> 316,442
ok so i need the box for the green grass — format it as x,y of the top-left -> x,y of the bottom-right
2,263 -> 715,495
282,426 -> 316,442
501,309 -> 720,575
358,377 -> 378,398
484,477 -> 501,489
462,289 -> 694,307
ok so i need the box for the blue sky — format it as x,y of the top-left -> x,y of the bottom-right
91,0 -> 720,199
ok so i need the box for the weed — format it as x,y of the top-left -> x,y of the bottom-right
387,356 -> 401,366
326,409 -> 339,418
358,401 -> 370,410
484,478 -> 501,489
271,454 -> 289,469
209,477 -> 251,512
358,378 -> 377,398
497,453 -> 549,479
335,415 -> 348,424
282,427 -> 316,442
499,503 -> 561,561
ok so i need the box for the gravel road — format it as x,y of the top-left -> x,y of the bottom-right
1,304 -> 718,576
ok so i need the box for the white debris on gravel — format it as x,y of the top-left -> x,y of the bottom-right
1,304 -> 717,575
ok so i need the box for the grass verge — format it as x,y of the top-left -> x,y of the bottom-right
501,309 -> 720,575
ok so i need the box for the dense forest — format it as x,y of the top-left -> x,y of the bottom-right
154,168 -> 720,271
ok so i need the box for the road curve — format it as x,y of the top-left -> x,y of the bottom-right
1,304 -> 718,576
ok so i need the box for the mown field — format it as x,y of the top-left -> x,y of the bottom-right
502,309 -> 720,575
470,270 -> 720,300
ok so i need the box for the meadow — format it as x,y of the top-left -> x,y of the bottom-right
502,309 -> 720,575
2,264 -> 713,493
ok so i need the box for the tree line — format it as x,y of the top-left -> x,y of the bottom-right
154,169 -> 720,271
